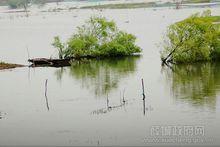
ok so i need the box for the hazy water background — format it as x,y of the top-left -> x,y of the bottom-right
0,6 -> 220,146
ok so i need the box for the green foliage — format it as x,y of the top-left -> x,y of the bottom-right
32,0 -> 46,7
7,0 -> 18,9
7,0 -> 30,9
52,16 -> 141,59
183,0 -> 211,4
161,10 -> 220,63
52,36 -> 65,59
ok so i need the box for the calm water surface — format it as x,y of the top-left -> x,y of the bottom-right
0,7 -> 220,146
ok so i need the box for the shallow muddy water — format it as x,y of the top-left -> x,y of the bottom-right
0,7 -> 220,146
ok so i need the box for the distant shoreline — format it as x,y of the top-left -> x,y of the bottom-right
0,0 -> 219,14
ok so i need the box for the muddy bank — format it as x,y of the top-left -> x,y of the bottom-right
0,62 -> 24,70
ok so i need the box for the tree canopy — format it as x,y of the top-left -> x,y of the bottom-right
161,10 -> 220,64
7,0 -> 30,9
52,16 -> 141,59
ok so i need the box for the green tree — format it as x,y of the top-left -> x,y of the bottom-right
32,0 -> 46,7
161,10 -> 220,63
7,0 -> 19,9
7,0 -> 30,16
52,36 -> 65,59
52,16 -> 141,59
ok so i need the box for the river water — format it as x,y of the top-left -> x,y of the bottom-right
0,7 -> 220,146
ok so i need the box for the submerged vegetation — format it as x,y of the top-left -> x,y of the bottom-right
0,62 -> 24,70
52,16 -> 141,59
161,10 -> 220,64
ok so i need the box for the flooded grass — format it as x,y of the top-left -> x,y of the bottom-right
81,2 -> 156,9
80,1 -> 219,9
81,2 -> 168,9
183,0 -> 213,3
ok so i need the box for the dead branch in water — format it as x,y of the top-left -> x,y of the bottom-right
92,92 -> 128,115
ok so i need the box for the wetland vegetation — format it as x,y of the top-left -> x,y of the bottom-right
161,10 -> 220,64
52,16 -> 141,59
81,2 -> 159,9
0,62 -> 24,70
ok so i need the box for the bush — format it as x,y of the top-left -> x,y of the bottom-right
32,0 -> 46,7
7,0 -> 30,9
7,0 -> 19,9
161,10 -> 220,63
52,16 -> 141,59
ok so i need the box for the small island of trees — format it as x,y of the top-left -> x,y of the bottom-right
52,16 -> 141,59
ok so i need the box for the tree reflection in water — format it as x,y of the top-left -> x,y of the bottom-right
162,62 -> 220,109
55,56 -> 140,96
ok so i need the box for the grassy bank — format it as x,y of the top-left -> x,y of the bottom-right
183,0 -> 211,4
0,62 -> 24,70
209,16 -> 220,22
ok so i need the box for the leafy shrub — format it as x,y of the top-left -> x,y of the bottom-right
7,0 -> 19,9
161,10 -> 220,63
52,16 -> 141,59
52,36 -> 65,59
7,0 -> 30,9
32,0 -> 46,7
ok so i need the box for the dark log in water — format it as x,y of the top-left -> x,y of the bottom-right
28,56 -> 98,67
28,55 -> 141,67
28,58 -> 72,67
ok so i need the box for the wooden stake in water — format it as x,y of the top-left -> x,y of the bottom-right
106,94 -> 109,109
45,79 -> 48,96
45,79 -> 49,111
122,89 -> 126,104
142,78 -> 146,115
142,79 -> 146,100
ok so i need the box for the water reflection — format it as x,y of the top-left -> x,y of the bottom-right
55,56 -> 140,96
163,62 -> 220,109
